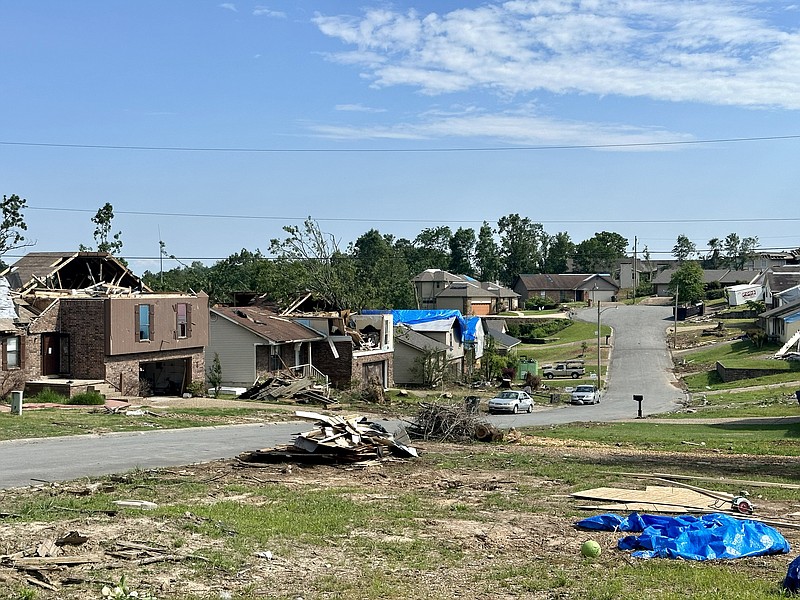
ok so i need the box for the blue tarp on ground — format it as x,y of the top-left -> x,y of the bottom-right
576,512 -> 790,560
784,555 -> 800,593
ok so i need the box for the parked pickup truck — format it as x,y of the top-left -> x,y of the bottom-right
541,361 -> 586,379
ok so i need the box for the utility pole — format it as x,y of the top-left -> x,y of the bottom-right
597,300 -> 602,386
674,282 -> 679,348
632,236 -> 637,304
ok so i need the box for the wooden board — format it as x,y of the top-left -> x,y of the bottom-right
571,486 -> 728,511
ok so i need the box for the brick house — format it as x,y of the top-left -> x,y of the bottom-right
1,252 -> 208,398
512,273 -> 619,305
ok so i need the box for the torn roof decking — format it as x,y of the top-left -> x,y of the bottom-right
1,252 -> 149,294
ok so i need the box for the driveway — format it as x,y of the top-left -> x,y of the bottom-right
0,305 -> 686,489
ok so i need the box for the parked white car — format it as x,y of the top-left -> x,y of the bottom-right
487,390 -> 534,414
570,385 -> 600,405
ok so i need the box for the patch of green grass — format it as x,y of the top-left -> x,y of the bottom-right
683,370 -> 800,392
679,340 -> 781,368
524,420 -> 800,457
27,388 -> 69,403
66,390 -> 106,405
0,407 -> 286,441
665,386 -> 800,418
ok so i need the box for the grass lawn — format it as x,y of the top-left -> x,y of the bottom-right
1,422 -> 799,599
0,407 -> 290,441
664,385 -> 800,419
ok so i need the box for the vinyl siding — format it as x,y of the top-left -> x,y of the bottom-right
207,312 -> 261,388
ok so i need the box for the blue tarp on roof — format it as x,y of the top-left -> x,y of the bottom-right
784,311 -> 800,324
363,309 -> 470,342
576,512 -> 790,561
463,316 -> 481,344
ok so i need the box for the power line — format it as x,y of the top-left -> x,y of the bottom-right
3,133 -> 800,153
25,205 -> 800,226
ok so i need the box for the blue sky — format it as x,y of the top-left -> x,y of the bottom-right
2,1 -> 799,275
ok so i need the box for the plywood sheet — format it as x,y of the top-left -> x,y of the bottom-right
571,486 -> 728,511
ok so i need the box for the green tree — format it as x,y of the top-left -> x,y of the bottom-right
207,352 -> 223,398
0,194 -> 32,266
269,218 -> 357,310
497,213 -> 545,285
542,231 -> 574,273
448,227 -> 476,276
81,202 -> 123,255
351,229 -> 415,309
573,231 -> 628,273
413,226 -> 452,272
669,261 -> 704,304
672,234 -> 696,264
704,237 -> 723,269
721,233 -> 759,270
475,221 -> 501,282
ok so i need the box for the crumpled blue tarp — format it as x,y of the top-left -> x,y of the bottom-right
575,512 -> 790,560
784,555 -> 800,593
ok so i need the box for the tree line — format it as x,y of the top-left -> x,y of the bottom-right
1,194 -> 768,311
141,216 -> 632,308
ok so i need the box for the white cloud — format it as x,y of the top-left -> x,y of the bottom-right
219,3 -> 237,12
313,1 -> 800,109
253,6 -> 286,18
309,106 -> 693,149
334,103 -> 388,113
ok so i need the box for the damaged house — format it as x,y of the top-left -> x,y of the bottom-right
0,252 -> 208,398
209,294 -> 395,391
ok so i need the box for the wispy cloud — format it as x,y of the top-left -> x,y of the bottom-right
253,6 -> 286,18
219,3 -> 237,12
310,105 -> 693,148
313,1 -> 800,109
334,103 -> 388,113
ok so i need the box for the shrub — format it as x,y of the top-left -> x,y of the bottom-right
29,389 -> 69,404
705,288 -> 725,300
67,391 -> 106,405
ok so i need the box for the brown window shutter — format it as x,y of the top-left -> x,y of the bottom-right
149,304 -> 155,338
187,303 -> 192,338
135,304 -> 141,341
1,338 -> 6,370
18,336 -> 25,369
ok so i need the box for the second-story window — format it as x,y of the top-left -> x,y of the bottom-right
175,303 -> 192,339
136,304 -> 153,342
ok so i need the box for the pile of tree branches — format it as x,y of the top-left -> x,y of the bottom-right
407,400 -> 501,443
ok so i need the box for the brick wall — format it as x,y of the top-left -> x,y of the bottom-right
311,338 -> 354,389
255,344 -> 298,379
351,351 -> 394,388
59,299 -> 106,379
715,361 -> 797,383
105,348 -> 205,396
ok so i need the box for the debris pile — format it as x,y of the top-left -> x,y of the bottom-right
239,411 -> 418,466
0,532 -> 203,593
407,401 -> 502,443
239,373 -> 336,407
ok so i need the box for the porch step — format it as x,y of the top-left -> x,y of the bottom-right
88,382 -> 119,399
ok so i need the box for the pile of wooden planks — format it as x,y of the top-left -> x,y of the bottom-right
239,411 -> 418,466
239,373 -> 337,406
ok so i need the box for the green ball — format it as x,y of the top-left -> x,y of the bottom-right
581,540 -> 601,558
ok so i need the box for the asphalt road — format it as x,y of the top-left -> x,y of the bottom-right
485,303 -> 686,427
0,304 -> 684,490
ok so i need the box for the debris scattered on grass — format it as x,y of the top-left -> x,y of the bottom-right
406,401 -> 502,443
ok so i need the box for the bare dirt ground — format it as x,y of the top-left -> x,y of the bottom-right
1,436 -> 799,599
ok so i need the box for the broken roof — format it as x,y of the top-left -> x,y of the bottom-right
212,306 -> 324,344
1,252 -> 148,294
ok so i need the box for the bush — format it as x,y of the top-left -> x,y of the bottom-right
518,319 -> 571,339
706,288 -> 725,300
29,389 -> 69,404
67,391 -> 106,405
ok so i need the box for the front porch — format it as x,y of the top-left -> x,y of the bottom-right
23,377 -> 118,400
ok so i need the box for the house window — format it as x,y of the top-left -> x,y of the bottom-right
2,336 -> 21,369
176,303 -> 192,339
136,304 -> 153,342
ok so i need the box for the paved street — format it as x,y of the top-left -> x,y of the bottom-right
485,303 -> 686,427
0,304 -> 684,489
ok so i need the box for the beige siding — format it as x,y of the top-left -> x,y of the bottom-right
207,312 -> 260,387
107,295 -> 208,355
393,344 -> 420,385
